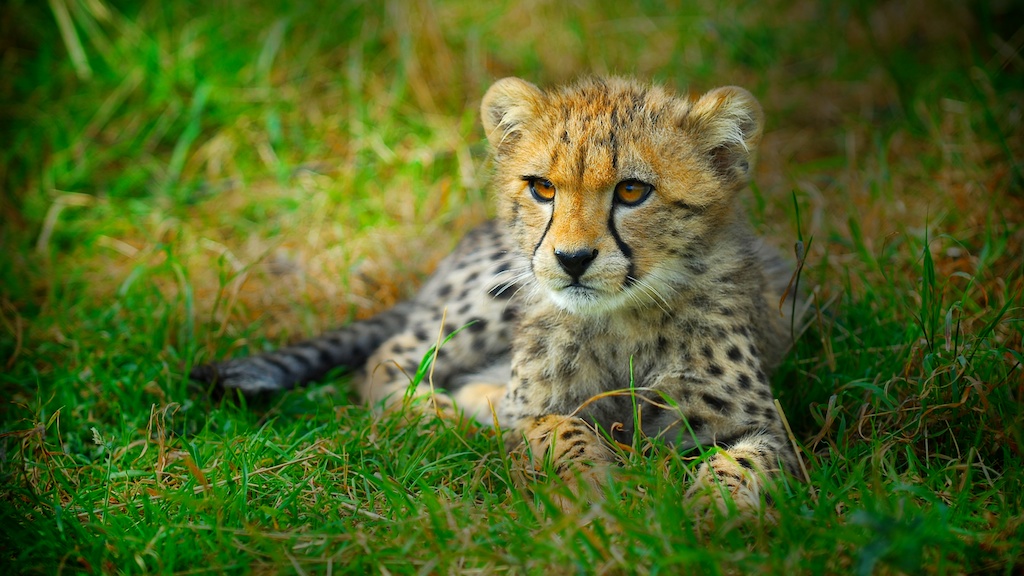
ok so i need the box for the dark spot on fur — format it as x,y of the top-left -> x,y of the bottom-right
567,443 -> 589,461
738,373 -> 752,389
556,359 -> 573,378
715,469 -> 745,483
727,346 -> 743,362
691,294 -> 711,310
702,345 -> 714,360
566,437 -> 590,452
685,415 -> 705,432
561,428 -> 584,441
701,393 -> 732,413
525,339 -> 546,359
657,336 -> 669,353
313,346 -> 333,366
707,364 -> 724,377
467,318 -> 487,333
471,334 -> 487,350
737,457 -> 755,470
686,260 -> 708,276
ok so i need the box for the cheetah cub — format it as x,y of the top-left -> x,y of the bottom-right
193,76 -> 804,513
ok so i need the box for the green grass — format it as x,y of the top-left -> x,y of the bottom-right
2,0 -> 1023,573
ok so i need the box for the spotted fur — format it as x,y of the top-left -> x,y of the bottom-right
193,76 -> 805,513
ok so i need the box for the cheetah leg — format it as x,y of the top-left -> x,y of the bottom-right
684,433 -> 785,515
510,415 -> 618,506
451,382 -> 507,424
354,331 -> 464,423
360,334 -> 429,404
360,336 -> 508,426
380,382 -> 506,427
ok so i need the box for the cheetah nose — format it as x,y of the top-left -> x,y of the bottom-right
554,248 -> 598,279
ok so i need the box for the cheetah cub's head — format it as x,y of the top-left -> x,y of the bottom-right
481,76 -> 764,315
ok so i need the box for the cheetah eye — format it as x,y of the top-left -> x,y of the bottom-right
526,177 -> 556,203
614,179 -> 654,206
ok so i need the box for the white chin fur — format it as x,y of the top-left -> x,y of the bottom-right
546,285 -> 628,315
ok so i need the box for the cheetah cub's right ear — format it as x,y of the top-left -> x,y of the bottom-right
480,77 -> 545,153
681,86 -> 765,191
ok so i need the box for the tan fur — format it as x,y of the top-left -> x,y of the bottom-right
477,77 -> 800,512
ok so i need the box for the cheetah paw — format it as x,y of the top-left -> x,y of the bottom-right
685,450 -> 771,518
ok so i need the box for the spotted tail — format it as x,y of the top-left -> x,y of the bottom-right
190,302 -> 413,395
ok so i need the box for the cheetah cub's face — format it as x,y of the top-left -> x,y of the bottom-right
481,77 -> 764,315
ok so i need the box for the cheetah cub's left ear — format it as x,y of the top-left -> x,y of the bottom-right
481,77 -> 545,153
681,86 -> 765,190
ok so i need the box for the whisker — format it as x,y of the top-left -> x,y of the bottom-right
627,274 -> 673,314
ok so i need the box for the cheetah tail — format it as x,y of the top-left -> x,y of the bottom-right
189,302 -> 413,396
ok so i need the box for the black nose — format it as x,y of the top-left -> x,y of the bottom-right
554,248 -> 598,279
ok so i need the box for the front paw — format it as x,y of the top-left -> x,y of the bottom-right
509,415 -> 618,509
684,448 -> 772,517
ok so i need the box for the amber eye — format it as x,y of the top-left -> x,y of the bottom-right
527,177 -> 556,203
614,180 -> 654,206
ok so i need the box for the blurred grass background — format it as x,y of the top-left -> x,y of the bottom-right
1,0 -> 1023,573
